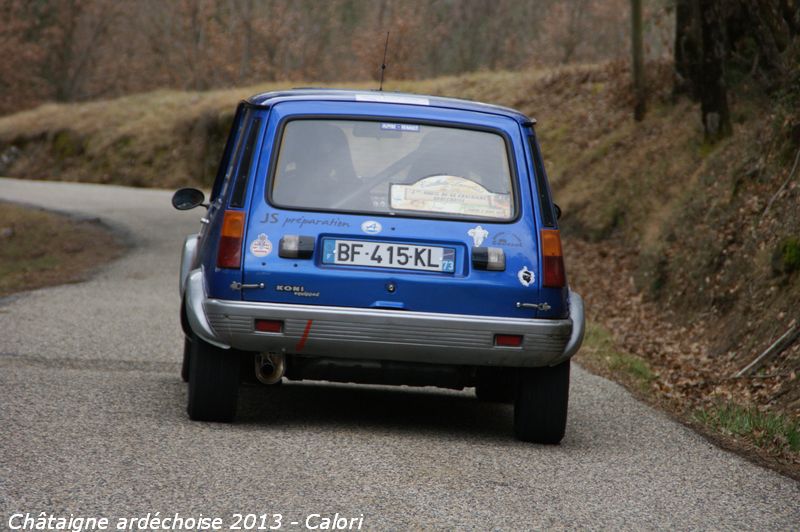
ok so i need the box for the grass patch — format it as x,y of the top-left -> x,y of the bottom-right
579,323 -> 656,392
0,202 -> 124,298
694,402 -> 800,454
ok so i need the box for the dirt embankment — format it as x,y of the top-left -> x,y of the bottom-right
0,90 -> 239,189
0,202 -> 125,298
1,61 -> 798,471
517,61 -> 800,472
533,62 -> 800,473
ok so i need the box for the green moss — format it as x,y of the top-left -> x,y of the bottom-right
783,238 -> 800,271
772,237 -> 800,275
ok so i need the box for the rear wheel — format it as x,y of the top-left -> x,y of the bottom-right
180,336 -> 191,383
187,333 -> 240,422
513,361 -> 570,444
475,367 -> 515,403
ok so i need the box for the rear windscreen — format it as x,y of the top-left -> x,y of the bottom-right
270,119 -> 515,221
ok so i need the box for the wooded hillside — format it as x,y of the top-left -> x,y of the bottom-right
0,0 -> 674,115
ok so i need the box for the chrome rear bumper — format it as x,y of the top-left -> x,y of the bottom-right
185,269 -> 584,368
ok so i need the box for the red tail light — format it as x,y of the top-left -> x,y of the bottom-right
254,319 -> 283,333
217,210 -> 245,269
495,334 -> 523,347
541,229 -> 565,288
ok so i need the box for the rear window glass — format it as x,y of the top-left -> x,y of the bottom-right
270,119 -> 515,221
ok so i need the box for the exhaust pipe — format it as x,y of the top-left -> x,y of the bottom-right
255,352 -> 285,385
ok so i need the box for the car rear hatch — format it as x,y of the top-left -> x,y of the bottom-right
238,102 -> 553,319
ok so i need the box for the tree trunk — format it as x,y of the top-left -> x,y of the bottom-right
698,0 -> 732,141
674,0 -> 702,98
631,0 -> 646,120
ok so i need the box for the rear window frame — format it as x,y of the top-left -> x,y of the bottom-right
529,134 -> 558,228
229,116 -> 264,208
264,114 -> 522,224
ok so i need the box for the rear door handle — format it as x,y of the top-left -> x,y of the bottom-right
516,302 -> 551,311
230,282 -> 265,291
200,217 -> 210,224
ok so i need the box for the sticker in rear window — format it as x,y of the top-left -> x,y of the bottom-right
517,266 -> 534,287
468,225 -> 489,247
390,176 -> 512,220
250,233 -> 273,257
381,123 -> 420,132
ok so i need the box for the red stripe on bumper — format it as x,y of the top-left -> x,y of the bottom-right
295,319 -> 313,352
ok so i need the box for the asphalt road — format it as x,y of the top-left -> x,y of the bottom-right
1,177 -> 798,531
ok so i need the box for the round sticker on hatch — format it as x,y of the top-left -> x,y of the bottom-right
250,233 -> 273,257
517,266 -> 535,287
361,220 -> 382,234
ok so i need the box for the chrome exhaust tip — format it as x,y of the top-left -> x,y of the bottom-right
255,352 -> 285,385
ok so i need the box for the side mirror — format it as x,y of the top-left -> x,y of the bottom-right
172,188 -> 206,210
553,203 -> 562,220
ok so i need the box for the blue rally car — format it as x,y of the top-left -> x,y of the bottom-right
172,89 -> 584,443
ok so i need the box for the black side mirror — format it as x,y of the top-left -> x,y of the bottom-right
553,203 -> 562,220
172,188 -> 206,210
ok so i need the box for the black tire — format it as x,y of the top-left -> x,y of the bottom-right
181,336 -> 191,383
187,333 -> 240,422
513,361 -> 570,444
475,367 -> 515,403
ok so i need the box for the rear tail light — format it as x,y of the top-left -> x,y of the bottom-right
254,319 -> 283,333
495,334 -> 523,347
217,210 -> 245,269
541,229 -> 565,288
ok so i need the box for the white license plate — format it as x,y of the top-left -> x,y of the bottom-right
322,239 -> 455,273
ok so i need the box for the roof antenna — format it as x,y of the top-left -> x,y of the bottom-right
379,31 -> 390,91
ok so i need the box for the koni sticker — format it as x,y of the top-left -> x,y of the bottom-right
517,266 -> 534,287
468,225 -> 489,247
276,284 -> 320,298
250,233 -> 273,257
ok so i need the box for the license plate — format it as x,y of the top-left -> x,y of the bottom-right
322,239 -> 455,273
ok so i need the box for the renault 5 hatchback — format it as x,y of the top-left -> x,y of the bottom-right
172,89 -> 584,443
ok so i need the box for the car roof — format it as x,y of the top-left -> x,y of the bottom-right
245,88 -> 535,125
